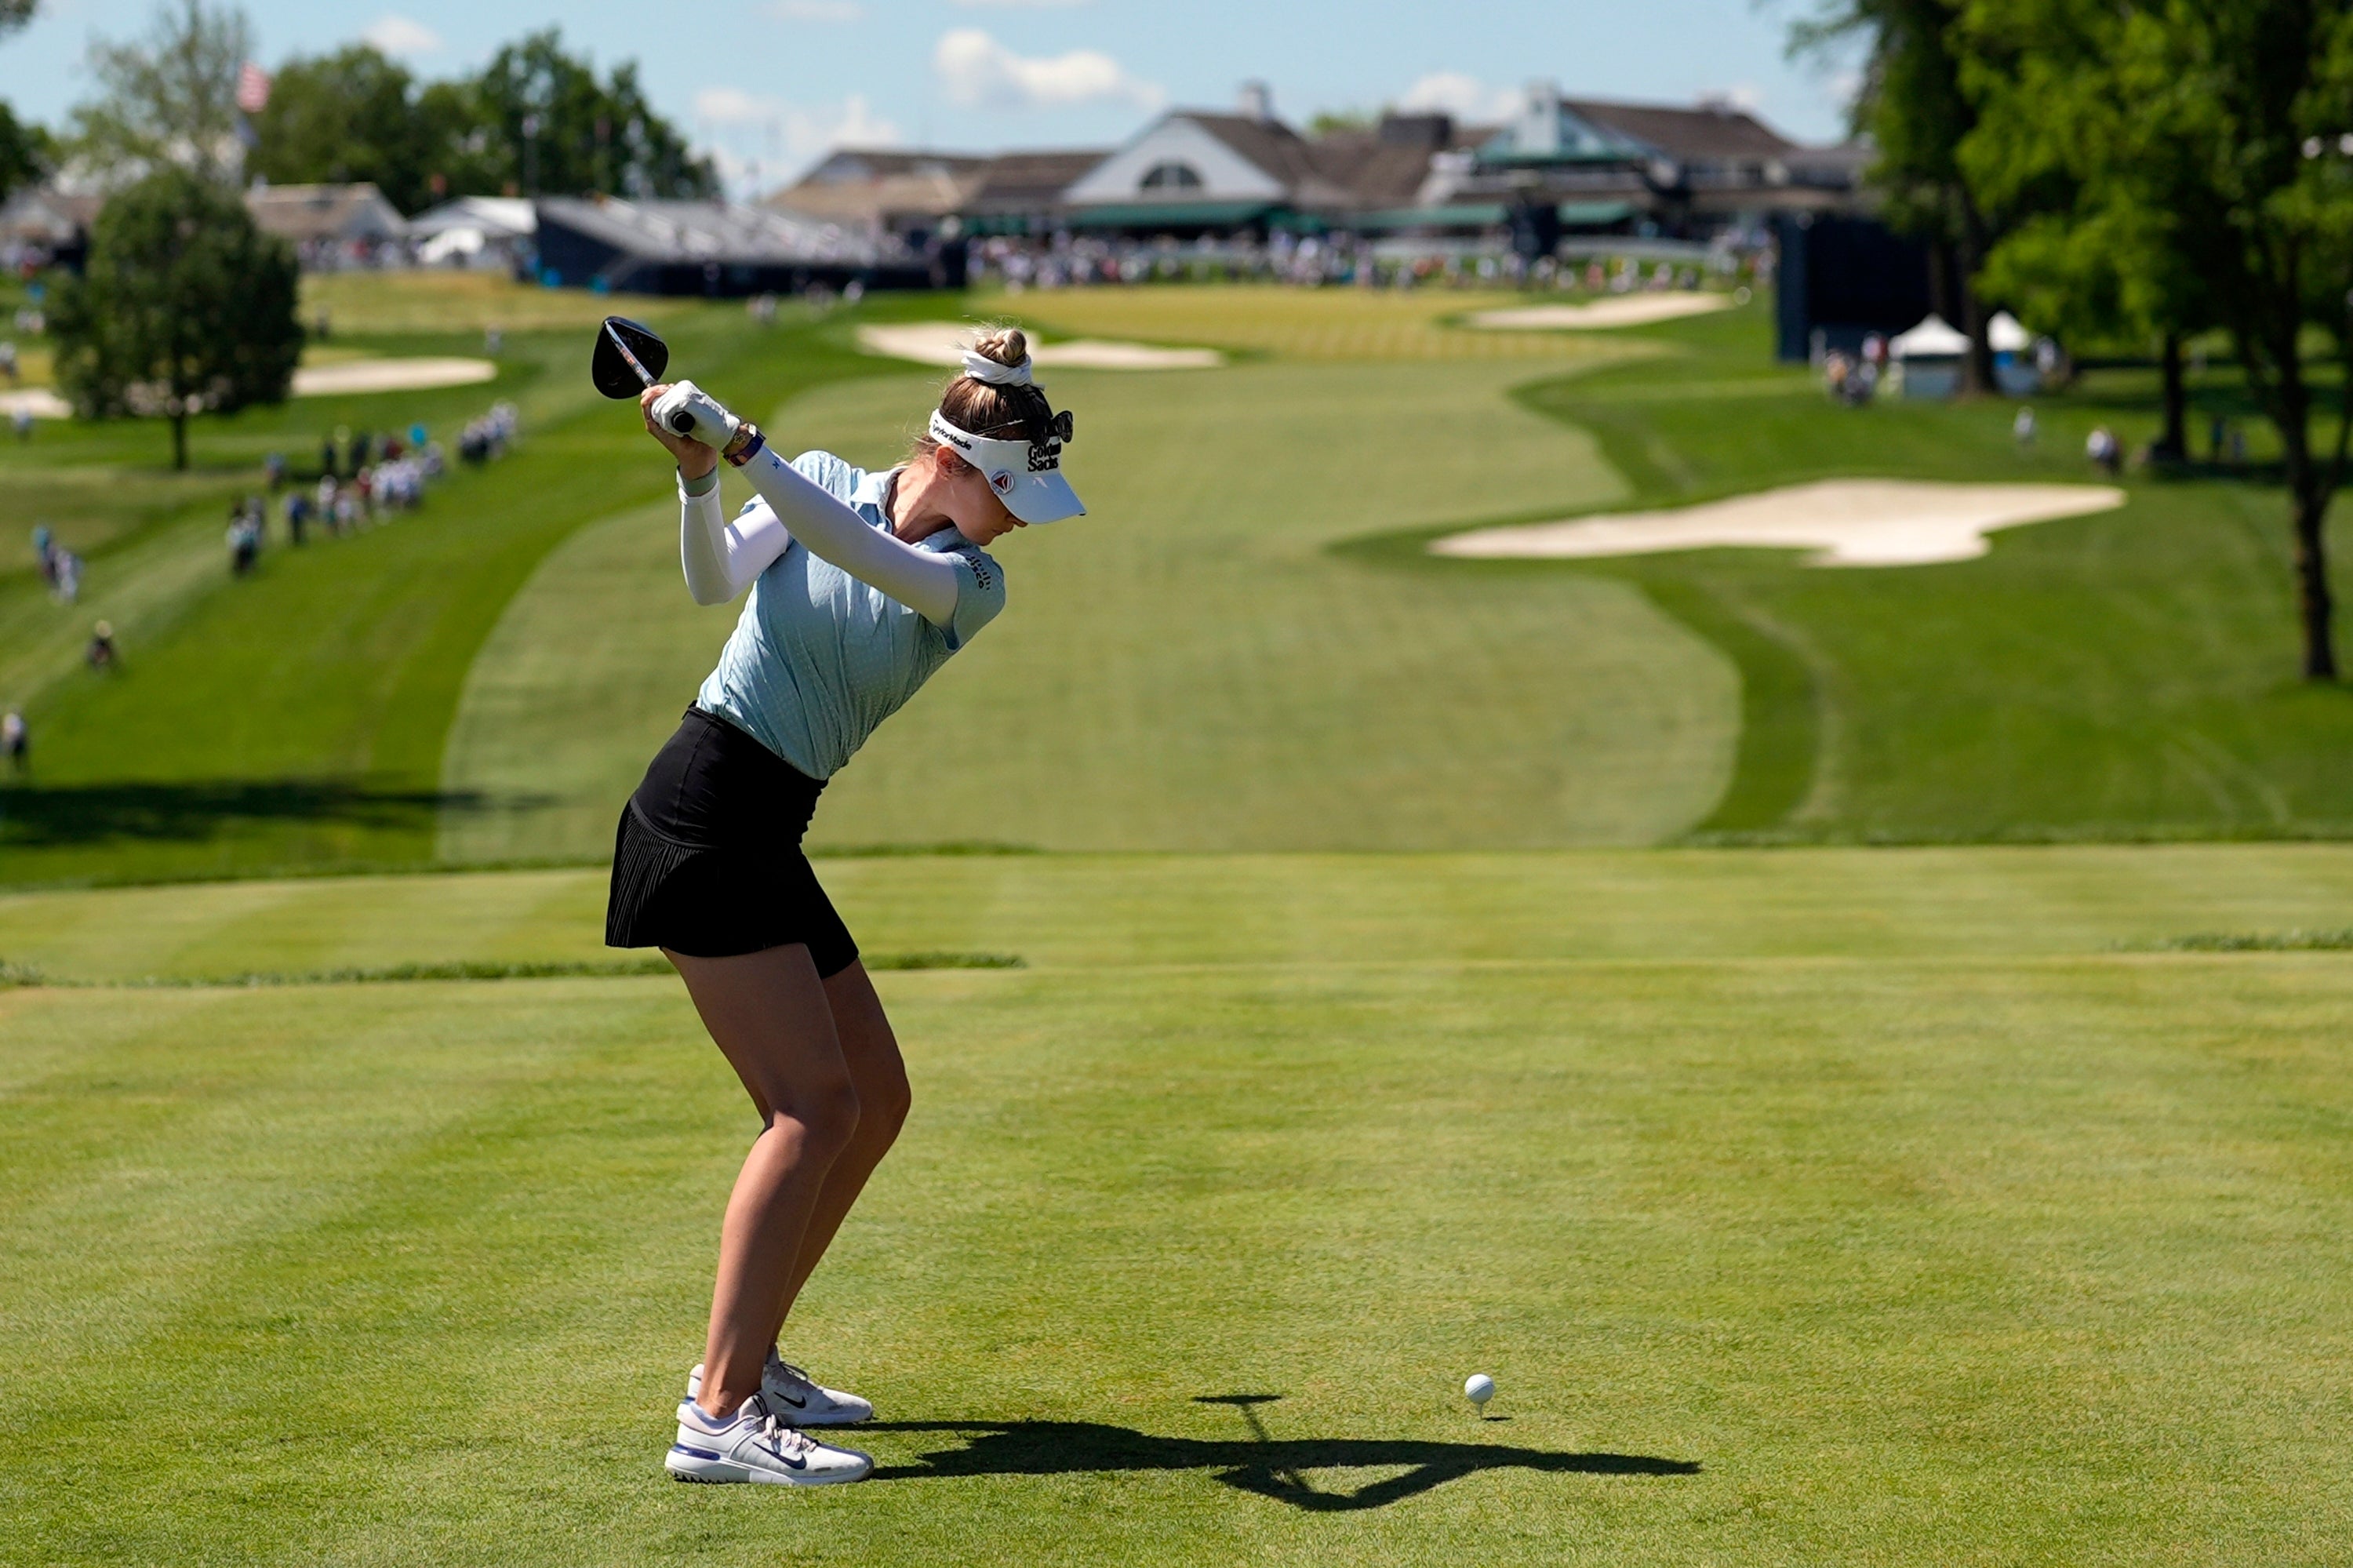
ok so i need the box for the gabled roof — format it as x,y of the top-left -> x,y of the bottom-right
0,185 -> 102,243
1563,98 -> 1800,162
1300,135 -> 1459,209
1475,100 -> 1652,167
969,149 -> 1110,209
1178,112 -> 1358,207
796,147 -> 990,186
245,182 -> 409,242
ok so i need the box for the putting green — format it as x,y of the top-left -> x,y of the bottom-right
440,356 -> 1737,858
3,846 -> 2349,1565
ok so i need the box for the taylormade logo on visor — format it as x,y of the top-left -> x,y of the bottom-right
926,406 -> 1087,524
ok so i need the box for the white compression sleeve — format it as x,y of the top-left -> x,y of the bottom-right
738,446 -> 964,625
679,471 -> 791,606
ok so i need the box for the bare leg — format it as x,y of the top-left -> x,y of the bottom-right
768,962 -> 912,1344
667,944 -> 862,1421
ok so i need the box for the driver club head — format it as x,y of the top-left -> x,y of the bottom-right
591,315 -> 670,399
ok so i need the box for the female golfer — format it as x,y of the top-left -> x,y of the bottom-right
609,328 -> 1082,1486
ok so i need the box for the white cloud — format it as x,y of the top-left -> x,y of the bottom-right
362,13 -> 442,56
696,86 -> 782,126
1396,71 -> 1523,123
771,0 -> 864,19
693,90 -> 903,195
932,28 -> 1163,113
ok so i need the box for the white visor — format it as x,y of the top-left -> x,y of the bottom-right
927,408 -> 1086,524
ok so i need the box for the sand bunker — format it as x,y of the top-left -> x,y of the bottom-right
0,387 -> 71,419
1431,479 -> 2128,569
1467,295 -> 1733,330
292,358 -> 498,396
857,322 -> 1222,371
0,358 -> 495,420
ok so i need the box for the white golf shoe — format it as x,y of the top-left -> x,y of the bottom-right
665,1390 -> 872,1486
686,1350 -> 874,1427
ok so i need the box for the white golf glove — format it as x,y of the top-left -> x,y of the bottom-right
652,380 -> 741,450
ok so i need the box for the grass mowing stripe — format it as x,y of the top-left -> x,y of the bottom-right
5,846 -> 2353,982
0,951 -> 1025,988
2130,928 -> 2353,951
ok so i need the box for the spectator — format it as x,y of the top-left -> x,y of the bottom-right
321,431 -> 340,478
0,339 -> 16,384
2209,413 -> 2227,464
285,490 -> 309,546
2013,406 -> 2037,447
86,621 -> 116,671
2,708 -> 25,776
350,430 -> 373,472
2086,426 -> 2122,475
227,504 -> 262,576
12,406 -> 31,442
264,451 -> 286,491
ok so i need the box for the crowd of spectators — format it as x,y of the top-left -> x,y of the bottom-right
968,230 -> 1748,294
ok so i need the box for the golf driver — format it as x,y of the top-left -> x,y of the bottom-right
592,315 -> 696,435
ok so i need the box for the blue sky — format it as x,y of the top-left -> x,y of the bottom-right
2,1 -> 1858,193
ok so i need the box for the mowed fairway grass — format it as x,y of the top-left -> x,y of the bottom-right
4,848 -> 2351,1566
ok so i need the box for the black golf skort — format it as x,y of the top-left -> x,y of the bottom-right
605,705 -> 860,976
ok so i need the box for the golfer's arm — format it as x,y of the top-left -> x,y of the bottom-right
678,469 -> 789,606
738,446 -> 962,624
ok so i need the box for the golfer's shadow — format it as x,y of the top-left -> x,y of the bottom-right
864,1394 -> 1697,1512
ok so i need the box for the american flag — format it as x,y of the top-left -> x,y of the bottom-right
235,61 -> 271,115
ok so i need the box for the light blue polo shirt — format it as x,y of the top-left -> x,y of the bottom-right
696,451 -> 1006,780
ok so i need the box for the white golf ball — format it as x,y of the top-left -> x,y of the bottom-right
1464,1373 -> 1495,1406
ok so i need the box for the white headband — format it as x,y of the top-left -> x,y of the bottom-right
928,408 -> 1059,472
961,348 -> 1034,386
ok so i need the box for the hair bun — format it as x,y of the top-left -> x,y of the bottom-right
973,326 -> 1027,367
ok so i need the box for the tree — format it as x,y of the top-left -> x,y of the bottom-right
1960,0 -> 2214,457
2,0 -> 42,203
0,100 -> 49,203
246,31 -> 713,212
467,31 -> 715,198
67,0 -> 252,184
1795,0 -> 2000,390
249,45 -> 439,212
49,168 -> 302,471
1973,1 -> 2353,680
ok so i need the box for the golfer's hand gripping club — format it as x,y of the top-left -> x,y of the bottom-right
651,380 -> 740,448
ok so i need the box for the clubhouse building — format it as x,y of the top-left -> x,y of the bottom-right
767,80 -> 1864,249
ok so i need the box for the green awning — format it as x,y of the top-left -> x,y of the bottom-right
1557,200 -> 1635,227
1350,204 -> 1508,231
1066,200 -> 1278,230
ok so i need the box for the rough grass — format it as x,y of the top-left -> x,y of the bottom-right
0,297 -> 935,886
1353,303 -> 2353,840
2,849 -> 2350,1566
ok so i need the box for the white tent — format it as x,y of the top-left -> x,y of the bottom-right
406,196 -> 536,242
1890,313 -> 1972,359
1988,311 -> 2033,353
